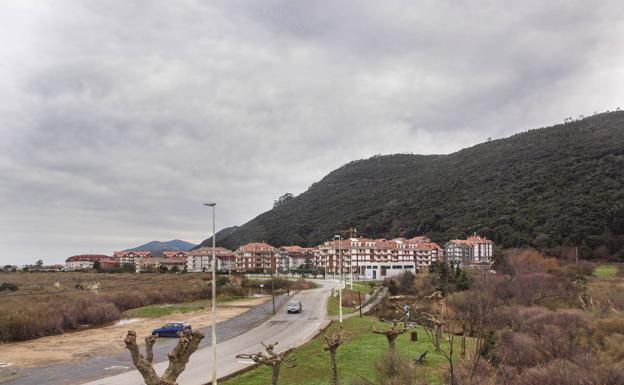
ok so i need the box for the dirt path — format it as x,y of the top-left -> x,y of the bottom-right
0,297 -> 268,369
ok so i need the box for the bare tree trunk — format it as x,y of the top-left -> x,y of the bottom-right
323,328 -> 344,385
125,330 -> 204,385
461,328 -> 466,358
271,364 -> 280,385
236,341 -> 296,385
329,349 -> 339,385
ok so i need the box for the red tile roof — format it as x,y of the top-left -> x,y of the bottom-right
237,242 -> 277,252
66,254 -> 114,263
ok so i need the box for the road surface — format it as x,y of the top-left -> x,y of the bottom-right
83,280 -> 333,385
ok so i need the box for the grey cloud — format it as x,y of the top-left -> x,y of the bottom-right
1,0 -> 623,264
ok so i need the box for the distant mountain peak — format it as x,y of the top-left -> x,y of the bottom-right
125,239 -> 196,252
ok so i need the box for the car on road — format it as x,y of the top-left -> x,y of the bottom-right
151,321 -> 192,337
287,300 -> 303,313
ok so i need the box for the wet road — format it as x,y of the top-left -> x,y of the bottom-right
82,281 -> 333,385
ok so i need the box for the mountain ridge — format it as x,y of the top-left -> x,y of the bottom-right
208,112 -> 624,260
125,239 -> 196,252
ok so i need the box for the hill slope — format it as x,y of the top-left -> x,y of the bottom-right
192,226 -> 239,250
215,112 -> 624,259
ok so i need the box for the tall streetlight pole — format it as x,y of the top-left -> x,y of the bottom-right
203,202 -> 217,385
334,234 -> 343,323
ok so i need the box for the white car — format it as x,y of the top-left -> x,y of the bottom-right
287,300 -> 303,313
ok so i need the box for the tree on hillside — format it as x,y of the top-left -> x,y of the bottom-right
124,329 -> 204,385
273,193 -> 294,208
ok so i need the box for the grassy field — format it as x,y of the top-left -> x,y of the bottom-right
124,296 -> 247,318
593,264 -> 619,278
222,316 -> 468,385
327,295 -> 354,316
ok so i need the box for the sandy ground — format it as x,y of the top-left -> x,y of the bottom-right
0,297 -> 268,369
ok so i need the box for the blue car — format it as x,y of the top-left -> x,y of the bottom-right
151,322 -> 192,337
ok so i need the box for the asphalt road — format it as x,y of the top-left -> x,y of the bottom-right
82,280 -> 333,385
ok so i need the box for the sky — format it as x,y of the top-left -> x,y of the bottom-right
1,0 -> 624,265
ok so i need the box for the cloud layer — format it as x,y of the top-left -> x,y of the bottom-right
1,0 -> 623,264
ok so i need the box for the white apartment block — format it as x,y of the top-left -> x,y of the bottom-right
186,247 -> 236,272
316,237 -> 442,279
444,235 -> 494,265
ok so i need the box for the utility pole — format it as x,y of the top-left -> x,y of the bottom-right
271,252 -> 276,315
203,202 -> 218,385
334,234 -> 343,323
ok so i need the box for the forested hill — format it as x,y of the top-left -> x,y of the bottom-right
215,111 -> 624,260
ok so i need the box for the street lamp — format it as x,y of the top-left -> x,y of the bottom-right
334,234 -> 343,323
203,202 -> 217,385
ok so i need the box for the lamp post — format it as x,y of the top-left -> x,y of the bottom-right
203,202 -> 217,385
334,234 -> 343,323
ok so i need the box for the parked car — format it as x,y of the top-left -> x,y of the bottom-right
287,300 -> 303,314
151,322 -> 192,337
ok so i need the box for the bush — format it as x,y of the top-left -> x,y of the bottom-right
0,282 -> 18,291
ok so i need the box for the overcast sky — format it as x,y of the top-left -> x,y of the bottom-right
1,0 -> 623,265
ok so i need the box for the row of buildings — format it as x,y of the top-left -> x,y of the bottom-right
65,234 -> 493,278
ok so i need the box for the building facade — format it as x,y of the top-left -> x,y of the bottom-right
235,242 -> 280,273
65,254 -> 115,270
186,247 -> 236,272
113,250 -> 153,266
315,237 -> 442,279
444,235 -> 494,265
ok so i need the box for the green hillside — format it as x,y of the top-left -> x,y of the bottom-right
216,112 -> 624,260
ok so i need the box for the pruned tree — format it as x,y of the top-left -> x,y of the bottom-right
236,342 -> 296,385
322,328 -> 344,385
420,311 -> 455,385
372,305 -> 411,354
124,330 -> 204,385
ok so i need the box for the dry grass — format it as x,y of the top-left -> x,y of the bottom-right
0,272 -> 245,342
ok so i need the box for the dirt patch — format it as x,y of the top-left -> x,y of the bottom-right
0,297 -> 269,369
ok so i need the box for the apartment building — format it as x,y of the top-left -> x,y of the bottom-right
278,246 -> 316,271
65,254 -> 115,270
316,236 -> 444,279
113,250 -> 153,266
444,234 -> 494,265
162,251 -> 189,259
186,247 -> 236,272
235,242 -> 282,273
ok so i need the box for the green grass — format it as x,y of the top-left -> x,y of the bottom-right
222,316 -> 468,385
593,264 -> 618,278
124,296 -> 246,318
347,282 -> 376,294
327,295 -> 354,316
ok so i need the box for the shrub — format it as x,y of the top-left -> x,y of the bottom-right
0,282 -> 18,291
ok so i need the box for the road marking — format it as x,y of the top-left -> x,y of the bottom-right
237,360 -> 254,364
105,366 -> 129,370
